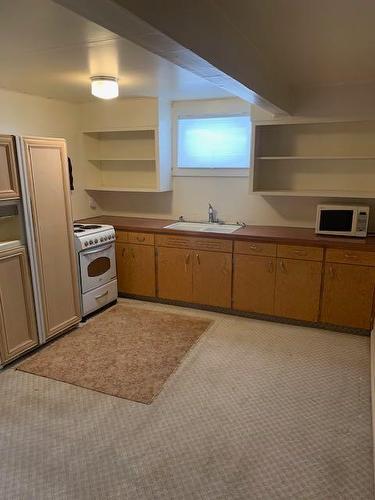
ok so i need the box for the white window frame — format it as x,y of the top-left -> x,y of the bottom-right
173,112 -> 252,178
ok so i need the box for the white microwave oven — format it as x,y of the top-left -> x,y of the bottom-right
315,205 -> 369,237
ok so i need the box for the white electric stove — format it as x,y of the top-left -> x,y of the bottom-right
73,223 -> 118,317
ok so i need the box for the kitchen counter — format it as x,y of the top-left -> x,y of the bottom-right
78,215 -> 375,251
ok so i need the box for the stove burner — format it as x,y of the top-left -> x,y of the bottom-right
82,224 -> 102,229
74,224 -> 85,228
74,229 -> 85,233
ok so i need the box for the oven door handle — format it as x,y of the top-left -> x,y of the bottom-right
82,243 -> 113,255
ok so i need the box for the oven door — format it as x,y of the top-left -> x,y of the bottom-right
79,242 -> 116,293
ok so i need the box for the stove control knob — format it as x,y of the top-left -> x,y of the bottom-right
104,236 -> 107,241
94,239 -> 98,243
84,241 -> 88,247
100,237 -> 104,242
89,240 -> 93,245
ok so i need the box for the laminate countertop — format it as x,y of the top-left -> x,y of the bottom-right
78,215 -> 375,251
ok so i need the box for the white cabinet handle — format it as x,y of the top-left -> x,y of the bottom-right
95,290 -> 109,300
329,265 -> 336,278
344,253 -> 358,259
184,252 -> 190,272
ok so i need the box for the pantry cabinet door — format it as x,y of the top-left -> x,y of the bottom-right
0,247 -> 38,363
157,247 -> 193,302
0,135 -> 19,200
274,258 -> 322,322
116,243 -> 156,297
192,250 -> 232,308
321,263 -> 375,330
233,254 -> 276,315
22,137 -> 81,339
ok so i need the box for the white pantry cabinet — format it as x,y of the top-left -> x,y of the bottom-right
21,136 -> 81,340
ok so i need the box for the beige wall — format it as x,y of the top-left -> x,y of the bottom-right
2,89 -> 374,229
0,88 -> 99,221
87,98 -> 375,229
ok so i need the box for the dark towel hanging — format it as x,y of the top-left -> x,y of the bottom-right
68,157 -> 74,191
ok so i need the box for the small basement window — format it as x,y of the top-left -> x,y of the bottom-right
175,114 -> 251,176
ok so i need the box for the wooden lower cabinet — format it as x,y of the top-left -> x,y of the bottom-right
157,246 -> 193,302
320,263 -> 375,329
116,243 -> 156,297
0,247 -> 38,364
112,229 -> 375,331
233,254 -> 276,315
192,250 -> 232,308
157,247 -> 232,307
274,258 -> 322,322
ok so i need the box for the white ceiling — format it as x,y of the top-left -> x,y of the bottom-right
0,0 -> 230,102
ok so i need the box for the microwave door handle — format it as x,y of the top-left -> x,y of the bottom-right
82,243 -> 113,255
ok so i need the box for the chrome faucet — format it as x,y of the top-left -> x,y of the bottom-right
208,203 -> 215,223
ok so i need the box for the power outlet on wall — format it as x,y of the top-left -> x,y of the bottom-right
89,197 -> 97,210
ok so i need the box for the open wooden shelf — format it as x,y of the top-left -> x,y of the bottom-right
256,156 -> 375,160
85,186 -> 172,193
88,158 -> 156,162
253,190 -> 375,198
252,121 -> 375,197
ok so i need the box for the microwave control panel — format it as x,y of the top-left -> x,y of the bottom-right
356,211 -> 369,233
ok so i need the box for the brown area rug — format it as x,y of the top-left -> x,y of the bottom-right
17,304 -> 212,403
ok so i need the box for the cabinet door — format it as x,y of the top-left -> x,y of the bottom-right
0,135 -> 19,200
233,255 -> 276,315
192,250 -> 232,308
0,247 -> 38,363
274,258 -> 322,322
22,137 -> 81,340
116,243 -> 155,297
321,263 -> 375,330
157,247 -> 193,302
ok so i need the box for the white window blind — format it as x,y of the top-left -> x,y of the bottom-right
177,115 -> 251,169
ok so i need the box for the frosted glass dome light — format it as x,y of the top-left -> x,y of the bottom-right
91,76 -> 119,99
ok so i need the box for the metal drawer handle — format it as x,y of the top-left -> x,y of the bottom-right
185,252 -> 190,272
95,290 -> 109,300
329,265 -> 336,278
344,253 -> 358,259
196,252 -> 200,265
249,245 -> 259,250
83,243 -> 113,255
280,260 -> 286,272
293,249 -> 306,255
137,236 -> 146,242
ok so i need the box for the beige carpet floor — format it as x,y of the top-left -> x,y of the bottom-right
0,299 -> 373,499
17,303 -> 211,403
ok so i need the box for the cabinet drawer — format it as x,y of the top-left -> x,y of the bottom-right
156,234 -> 194,249
325,248 -> 375,266
156,234 -> 232,252
234,240 -> 276,257
277,244 -> 323,261
193,237 -> 232,253
116,231 -> 154,245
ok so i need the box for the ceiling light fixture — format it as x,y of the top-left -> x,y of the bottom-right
90,76 -> 119,99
